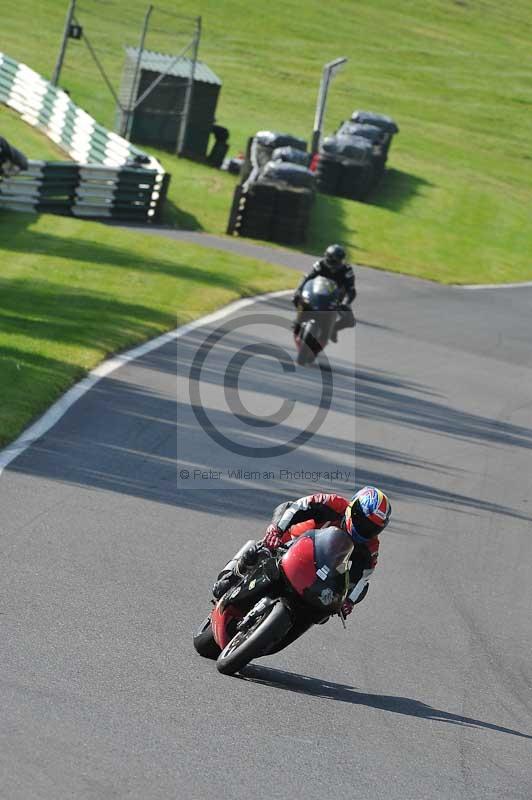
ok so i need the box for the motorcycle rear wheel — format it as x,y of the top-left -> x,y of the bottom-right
193,615 -> 221,660
216,601 -> 292,676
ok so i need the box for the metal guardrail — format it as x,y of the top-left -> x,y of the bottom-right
0,51 -> 170,221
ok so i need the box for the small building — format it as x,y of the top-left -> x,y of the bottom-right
117,47 -> 222,159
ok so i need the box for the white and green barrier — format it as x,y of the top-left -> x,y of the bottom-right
0,160 -> 169,220
0,52 -> 170,220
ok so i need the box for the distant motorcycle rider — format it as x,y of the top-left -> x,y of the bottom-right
293,244 -> 356,343
213,486 -> 391,618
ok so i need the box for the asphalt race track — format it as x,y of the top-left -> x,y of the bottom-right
1,241 -> 531,800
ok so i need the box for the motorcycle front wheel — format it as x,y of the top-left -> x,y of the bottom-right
216,601 -> 293,676
296,320 -> 322,366
193,615 -> 221,660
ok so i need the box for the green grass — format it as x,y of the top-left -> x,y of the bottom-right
0,211 -> 295,447
0,105 -> 66,160
3,0 -> 532,283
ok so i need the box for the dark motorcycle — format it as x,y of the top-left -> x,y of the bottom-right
193,522 -> 354,676
294,276 -> 341,365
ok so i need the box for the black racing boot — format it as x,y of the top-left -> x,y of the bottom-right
212,541 -> 260,600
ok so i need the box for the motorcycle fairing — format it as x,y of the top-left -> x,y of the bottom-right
301,277 -> 341,311
280,535 -> 316,595
212,558 -> 281,649
211,603 -> 243,650
295,276 -> 341,356
281,527 -> 353,611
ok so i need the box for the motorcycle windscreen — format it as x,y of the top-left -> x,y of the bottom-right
301,276 -> 341,310
304,527 -> 353,611
313,526 -> 353,570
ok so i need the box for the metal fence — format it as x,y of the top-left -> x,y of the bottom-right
52,0 -> 201,151
0,50 -> 170,221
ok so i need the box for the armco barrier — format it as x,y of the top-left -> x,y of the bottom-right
0,52 -> 170,220
0,160 -> 170,220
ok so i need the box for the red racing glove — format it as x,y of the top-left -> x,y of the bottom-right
263,523 -> 283,550
341,599 -> 355,617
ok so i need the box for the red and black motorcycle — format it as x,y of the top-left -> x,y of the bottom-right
193,522 -> 354,676
294,276 -> 341,366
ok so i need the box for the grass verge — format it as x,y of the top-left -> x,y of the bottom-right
0,212 -> 296,448
2,0 -> 531,284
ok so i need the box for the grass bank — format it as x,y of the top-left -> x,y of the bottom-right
0,212 -> 295,447
2,0 -> 531,284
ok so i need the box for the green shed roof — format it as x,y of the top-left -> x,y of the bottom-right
125,47 -> 222,86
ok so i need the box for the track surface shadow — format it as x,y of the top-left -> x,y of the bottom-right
239,665 -> 532,741
8,341 -> 532,522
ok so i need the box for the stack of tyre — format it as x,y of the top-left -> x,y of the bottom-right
315,110 -> 399,201
316,134 -> 374,201
227,131 -> 316,246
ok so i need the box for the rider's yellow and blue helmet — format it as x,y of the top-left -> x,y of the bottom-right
345,486 -> 391,542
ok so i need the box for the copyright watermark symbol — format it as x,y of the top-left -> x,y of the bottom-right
177,304 -> 356,492
188,313 -> 333,458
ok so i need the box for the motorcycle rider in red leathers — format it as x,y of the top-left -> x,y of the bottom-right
213,486 -> 392,617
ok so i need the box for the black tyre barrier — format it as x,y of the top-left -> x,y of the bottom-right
350,110 -> 399,135
337,162 -> 375,200
316,156 -> 342,195
249,182 -> 278,203
226,184 -> 245,235
260,161 -> 315,190
316,152 -> 380,201
317,127 -> 393,200
338,125 -> 387,163
275,188 -> 314,214
227,181 -> 314,246
241,131 -> 309,188
337,164 -> 367,200
313,109 -> 399,203
337,121 -> 387,146
371,156 -> 387,188
271,146 -> 311,167
254,131 -> 307,152
321,134 -> 373,165
240,219 -> 273,239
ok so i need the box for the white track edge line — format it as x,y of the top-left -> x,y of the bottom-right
0,289 -> 292,476
455,281 -> 532,290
